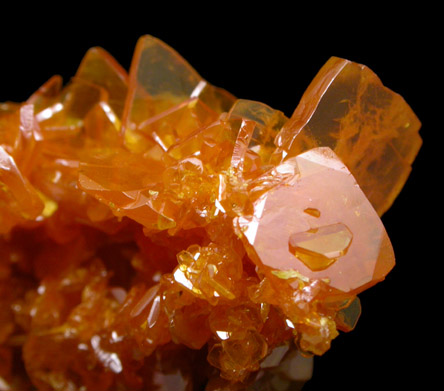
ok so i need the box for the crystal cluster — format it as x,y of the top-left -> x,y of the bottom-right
0,35 -> 421,390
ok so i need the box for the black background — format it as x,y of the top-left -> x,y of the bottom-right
0,7 -> 436,390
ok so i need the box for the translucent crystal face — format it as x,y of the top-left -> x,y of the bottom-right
273,57 -> 422,216
288,222 -> 353,271
236,147 -> 395,294
0,34 -> 420,391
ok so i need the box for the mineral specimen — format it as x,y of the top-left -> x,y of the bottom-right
0,35 -> 421,390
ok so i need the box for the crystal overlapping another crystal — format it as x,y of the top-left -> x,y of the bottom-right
0,35 -> 421,390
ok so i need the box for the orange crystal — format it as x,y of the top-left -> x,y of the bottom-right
0,35 -> 421,390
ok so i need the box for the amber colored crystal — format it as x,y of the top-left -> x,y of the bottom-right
273,57 -> 422,216
0,35 -> 421,390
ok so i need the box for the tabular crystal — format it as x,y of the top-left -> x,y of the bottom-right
0,35 -> 421,390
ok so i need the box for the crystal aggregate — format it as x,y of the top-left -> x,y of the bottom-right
0,35 -> 421,390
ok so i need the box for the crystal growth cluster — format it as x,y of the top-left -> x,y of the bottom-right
0,35 -> 421,390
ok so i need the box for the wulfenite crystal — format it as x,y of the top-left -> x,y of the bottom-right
0,35 -> 421,390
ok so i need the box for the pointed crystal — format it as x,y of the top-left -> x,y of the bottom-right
274,57 -> 421,215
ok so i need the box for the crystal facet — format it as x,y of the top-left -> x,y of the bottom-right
236,147 -> 395,293
0,35 -> 421,391
273,57 -> 421,216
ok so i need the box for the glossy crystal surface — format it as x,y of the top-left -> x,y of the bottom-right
0,35 -> 420,390
273,57 -> 422,216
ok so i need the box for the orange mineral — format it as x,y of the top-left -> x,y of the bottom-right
0,35 -> 421,390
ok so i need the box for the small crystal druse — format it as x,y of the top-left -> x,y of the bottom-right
0,35 -> 421,390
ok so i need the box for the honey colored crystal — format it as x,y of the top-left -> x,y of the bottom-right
273,57 -> 422,216
0,35 -> 420,391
